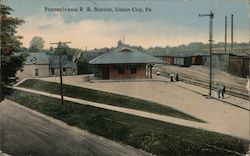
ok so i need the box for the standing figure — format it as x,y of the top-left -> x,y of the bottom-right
221,86 -> 226,98
216,81 -> 221,98
175,73 -> 179,81
170,73 -> 174,82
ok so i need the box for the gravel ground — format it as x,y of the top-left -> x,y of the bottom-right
40,75 -> 249,140
0,151 -> 9,156
155,65 -> 247,88
0,100 -> 151,156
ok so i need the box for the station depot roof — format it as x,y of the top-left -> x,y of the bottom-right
89,46 -> 164,65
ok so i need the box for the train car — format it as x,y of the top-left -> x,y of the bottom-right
163,56 -> 173,65
173,56 -> 192,67
192,55 -> 202,65
201,55 -> 210,66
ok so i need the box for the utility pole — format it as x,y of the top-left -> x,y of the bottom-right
199,11 -> 214,97
231,14 -> 234,52
0,21 -> 3,102
50,41 -> 71,105
225,16 -> 227,53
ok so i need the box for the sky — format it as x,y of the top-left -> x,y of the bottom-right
2,0 -> 250,49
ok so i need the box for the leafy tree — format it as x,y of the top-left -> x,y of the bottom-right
1,3 -> 25,84
28,36 -> 45,52
49,46 -> 54,52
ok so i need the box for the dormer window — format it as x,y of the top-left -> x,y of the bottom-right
120,49 -> 131,52
31,57 -> 37,64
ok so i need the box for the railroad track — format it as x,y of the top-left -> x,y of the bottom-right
153,69 -> 249,100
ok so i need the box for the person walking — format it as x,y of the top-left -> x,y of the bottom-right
216,81 -> 221,98
175,73 -> 179,81
170,73 -> 174,82
221,86 -> 226,99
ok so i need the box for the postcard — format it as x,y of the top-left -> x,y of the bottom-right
0,0 -> 249,155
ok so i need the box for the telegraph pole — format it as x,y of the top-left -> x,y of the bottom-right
50,41 -> 71,105
199,11 -> 214,97
225,16 -> 227,53
231,14 -> 234,52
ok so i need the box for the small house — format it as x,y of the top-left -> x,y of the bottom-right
16,52 -> 50,79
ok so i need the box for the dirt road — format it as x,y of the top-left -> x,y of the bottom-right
0,100 -> 150,156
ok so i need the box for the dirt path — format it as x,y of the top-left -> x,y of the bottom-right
0,100 -> 151,156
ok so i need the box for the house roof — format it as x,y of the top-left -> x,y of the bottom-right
89,46 -> 164,64
76,52 -> 104,63
49,55 -> 77,69
24,52 -> 49,65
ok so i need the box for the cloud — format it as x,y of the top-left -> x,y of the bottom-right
17,14 -> 248,49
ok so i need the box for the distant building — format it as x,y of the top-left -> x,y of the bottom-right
49,55 -> 78,76
89,46 -> 164,80
16,52 -> 50,79
16,52 -> 78,79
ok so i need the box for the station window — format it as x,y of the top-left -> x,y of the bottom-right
63,68 -> 66,75
35,69 -> 39,76
130,64 -> 137,74
51,69 -> 55,75
118,65 -> 125,74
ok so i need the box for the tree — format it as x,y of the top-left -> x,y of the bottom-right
49,46 -> 54,52
1,3 -> 25,84
28,36 -> 45,52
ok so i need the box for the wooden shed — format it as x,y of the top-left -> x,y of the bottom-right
228,54 -> 249,78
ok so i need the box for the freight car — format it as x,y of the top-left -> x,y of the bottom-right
173,56 -> 192,67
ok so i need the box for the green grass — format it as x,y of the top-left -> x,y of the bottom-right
8,90 -> 249,155
18,79 -> 204,122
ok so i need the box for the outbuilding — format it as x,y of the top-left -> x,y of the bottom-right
89,46 -> 164,80
228,54 -> 249,78
49,55 -> 78,76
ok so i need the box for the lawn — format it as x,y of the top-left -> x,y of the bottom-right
7,90 -> 249,155
18,79 -> 204,122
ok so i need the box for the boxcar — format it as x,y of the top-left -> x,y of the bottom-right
173,56 -> 192,67
163,56 -> 173,65
192,55 -> 202,65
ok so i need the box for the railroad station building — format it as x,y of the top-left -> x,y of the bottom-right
89,46 -> 164,80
